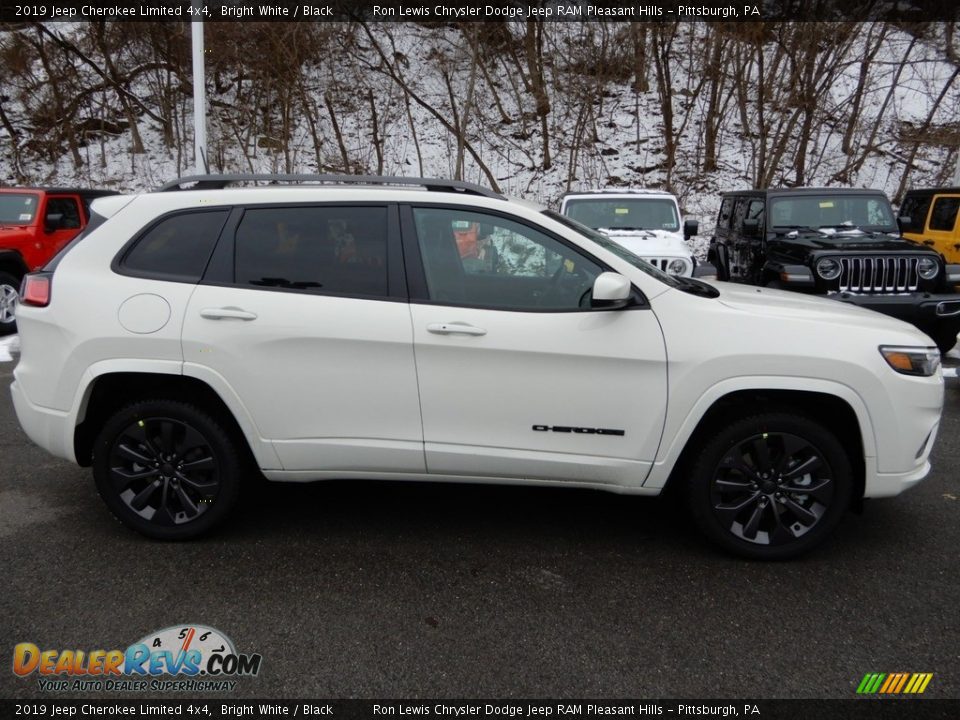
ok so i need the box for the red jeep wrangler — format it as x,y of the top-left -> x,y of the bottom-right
0,187 -> 117,335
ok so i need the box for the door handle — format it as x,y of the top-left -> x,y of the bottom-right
923,240 -> 936,246
200,307 -> 258,321
427,322 -> 487,336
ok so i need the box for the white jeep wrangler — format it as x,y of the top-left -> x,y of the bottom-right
560,189 -> 715,278
11,175 -> 943,558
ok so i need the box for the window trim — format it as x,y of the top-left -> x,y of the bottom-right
112,206 -> 232,284
400,202 -> 648,313
199,201 -> 408,303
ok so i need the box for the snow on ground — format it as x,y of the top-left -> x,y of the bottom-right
0,334 -> 20,363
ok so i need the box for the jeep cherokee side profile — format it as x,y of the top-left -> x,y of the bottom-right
707,187 -> 960,352
11,175 -> 945,559
0,187 -> 118,335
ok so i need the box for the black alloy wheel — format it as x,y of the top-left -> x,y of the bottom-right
687,412 -> 852,559
93,400 -> 241,539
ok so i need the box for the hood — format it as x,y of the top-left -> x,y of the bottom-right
769,230 -> 930,254
598,228 -> 690,257
713,281 -> 933,341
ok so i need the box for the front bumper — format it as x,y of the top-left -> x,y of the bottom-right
831,291 -> 960,339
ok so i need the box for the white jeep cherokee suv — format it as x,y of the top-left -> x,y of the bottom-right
559,189 -> 714,278
11,175 -> 944,558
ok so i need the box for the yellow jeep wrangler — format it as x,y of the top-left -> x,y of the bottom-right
899,187 -> 960,264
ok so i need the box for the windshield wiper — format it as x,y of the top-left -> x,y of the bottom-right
672,274 -> 719,298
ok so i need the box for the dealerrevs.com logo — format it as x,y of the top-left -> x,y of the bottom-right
13,624 -> 262,692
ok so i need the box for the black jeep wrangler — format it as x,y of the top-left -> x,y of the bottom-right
708,187 -> 960,352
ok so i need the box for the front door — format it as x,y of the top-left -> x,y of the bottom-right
404,205 -> 668,488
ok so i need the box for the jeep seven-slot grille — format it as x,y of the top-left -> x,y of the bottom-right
838,256 -> 919,292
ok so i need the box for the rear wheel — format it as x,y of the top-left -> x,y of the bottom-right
0,271 -> 19,336
686,411 -> 852,560
92,400 -> 241,539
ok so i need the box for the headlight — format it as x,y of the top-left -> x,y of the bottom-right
917,257 -> 939,280
879,346 -> 941,376
816,257 -> 841,280
667,258 -> 688,275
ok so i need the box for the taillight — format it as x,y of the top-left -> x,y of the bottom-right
21,272 -> 52,307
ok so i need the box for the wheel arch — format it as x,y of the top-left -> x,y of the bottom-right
73,371 -> 277,471
0,250 -> 29,281
650,385 -> 871,505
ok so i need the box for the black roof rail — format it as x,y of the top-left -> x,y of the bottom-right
157,174 -> 505,200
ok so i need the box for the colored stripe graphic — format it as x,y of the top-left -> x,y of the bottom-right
857,673 -> 932,694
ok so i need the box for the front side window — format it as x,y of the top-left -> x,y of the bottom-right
413,207 -> 603,310
234,206 -> 388,297
121,210 -> 229,281
564,197 -> 680,232
899,195 -> 932,233
45,197 -> 82,229
717,197 -> 734,230
929,197 -> 960,232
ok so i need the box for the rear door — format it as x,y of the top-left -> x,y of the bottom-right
402,204 -> 668,488
182,203 -> 424,474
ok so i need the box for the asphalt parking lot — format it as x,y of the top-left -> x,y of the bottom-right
1,344 -> 959,701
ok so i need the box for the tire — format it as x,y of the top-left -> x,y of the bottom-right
686,411 -> 853,560
0,271 -> 20,336
92,400 -> 241,540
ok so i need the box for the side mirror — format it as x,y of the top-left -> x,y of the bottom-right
897,215 -> 911,233
683,218 -> 699,240
591,272 -> 632,309
742,218 -> 760,237
44,213 -> 64,233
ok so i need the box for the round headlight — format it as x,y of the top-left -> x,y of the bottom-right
667,258 -> 688,275
917,257 -> 939,280
816,258 -> 841,280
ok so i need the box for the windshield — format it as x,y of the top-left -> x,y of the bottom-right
542,209 -> 680,288
563,197 -> 680,232
769,195 -> 896,233
0,193 -> 39,225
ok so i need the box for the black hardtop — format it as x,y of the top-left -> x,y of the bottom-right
721,187 -> 890,199
903,187 -> 960,197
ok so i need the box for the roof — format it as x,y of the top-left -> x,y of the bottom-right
0,187 -> 119,197
561,188 -> 675,198
903,187 -> 960,196
721,187 -> 890,198
157,174 -> 505,200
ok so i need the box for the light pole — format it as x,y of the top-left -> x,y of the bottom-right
191,2 -> 208,175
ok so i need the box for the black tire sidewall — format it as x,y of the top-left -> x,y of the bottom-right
92,400 -> 241,540
687,412 -> 853,560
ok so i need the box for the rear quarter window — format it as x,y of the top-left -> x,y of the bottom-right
118,210 -> 229,282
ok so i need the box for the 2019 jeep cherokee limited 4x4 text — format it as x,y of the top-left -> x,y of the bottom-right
10,175 -> 945,559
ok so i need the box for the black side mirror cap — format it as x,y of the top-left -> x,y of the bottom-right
897,215 -> 911,233
44,213 -> 64,233
683,219 -> 699,240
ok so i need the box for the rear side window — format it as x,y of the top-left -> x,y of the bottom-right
929,197 -> 960,232
121,210 -> 229,282
234,206 -> 388,297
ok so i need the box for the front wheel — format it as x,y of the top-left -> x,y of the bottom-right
92,400 -> 241,539
686,412 -> 852,560
0,271 -> 20,336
